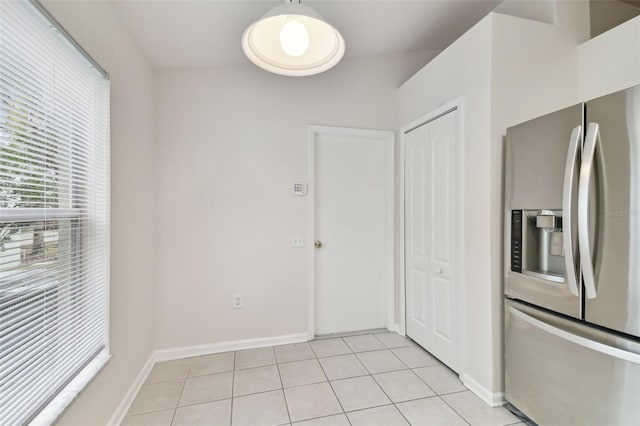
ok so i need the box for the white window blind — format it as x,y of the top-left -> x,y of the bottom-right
0,1 -> 110,424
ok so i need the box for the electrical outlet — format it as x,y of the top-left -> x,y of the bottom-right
291,234 -> 304,248
233,293 -> 243,309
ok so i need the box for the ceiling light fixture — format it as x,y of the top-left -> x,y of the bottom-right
241,0 -> 345,77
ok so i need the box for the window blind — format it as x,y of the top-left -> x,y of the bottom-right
0,1 -> 110,424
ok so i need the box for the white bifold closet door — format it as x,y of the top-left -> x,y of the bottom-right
405,109 -> 459,371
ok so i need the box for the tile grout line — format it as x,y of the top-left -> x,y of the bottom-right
315,328 -> 389,340
150,398 -> 232,412
326,379 -> 351,425
320,346 -> 354,426
309,336 -> 354,359
157,376 -> 468,415
392,401 -> 414,426
390,393 -> 449,406
273,348 -> 292,426
438,393 -> 473,426
307,340 -> 320,359
373,368 -> 440,404
398,354 -> 470,398
169,368 -> 189,425
408,365 -> 453,394
281,390 -> 483,426
316,347 -> 351,425
387,349 -> 412,371
367,365 -> 442,425
366,370 -> 399,410
322,340 -> 422,425
230,351 -> 236,426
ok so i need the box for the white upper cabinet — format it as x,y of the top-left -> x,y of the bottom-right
579,15 -> 640,101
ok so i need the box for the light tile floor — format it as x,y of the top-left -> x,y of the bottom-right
122,331 -> 524,426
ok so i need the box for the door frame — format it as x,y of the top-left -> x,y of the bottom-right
307,125 -> 395,339
399,97 -> 466,371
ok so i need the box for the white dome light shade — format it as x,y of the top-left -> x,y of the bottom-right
280,19 -> 309,57
242,3 -> 345,77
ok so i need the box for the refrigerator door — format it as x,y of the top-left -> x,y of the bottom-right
584,86 -> 640,338
505,104 -> 583,318
505,299 -> 640,426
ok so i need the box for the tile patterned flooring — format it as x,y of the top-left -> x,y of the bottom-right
122,331 -> 523,426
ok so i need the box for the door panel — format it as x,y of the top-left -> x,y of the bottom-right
412,270 -> 427,326
314,128 -> 393,335
433,132 -> 451,262
433,277 -> 452,340
585,86 -> 640,338
427,112 -> 457,369
405,110 -> 458,371
405,125 -> 430,350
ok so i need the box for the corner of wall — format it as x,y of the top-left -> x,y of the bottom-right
487,0 -> 588,394
493,0 -> 557,25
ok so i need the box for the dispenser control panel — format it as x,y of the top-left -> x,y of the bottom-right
511,210 -> 522,273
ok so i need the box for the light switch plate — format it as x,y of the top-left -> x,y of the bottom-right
233,293 -> 243,309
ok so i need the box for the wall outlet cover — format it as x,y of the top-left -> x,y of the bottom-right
233,293 -> 243,309
291,235 -> 304,248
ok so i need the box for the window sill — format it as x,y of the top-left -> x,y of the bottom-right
31,350 -> 111,426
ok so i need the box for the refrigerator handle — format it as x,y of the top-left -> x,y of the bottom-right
578,123 -> 599,299
562,126 -> 581,297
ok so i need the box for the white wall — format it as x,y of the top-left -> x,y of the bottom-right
40,1 -> 156,425
494,0 -> 557,24
579,15 -> 640,100
396,16 -> 495,394
153,51 -> 437,350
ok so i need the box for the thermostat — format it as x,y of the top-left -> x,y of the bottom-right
293,183 -> 307,196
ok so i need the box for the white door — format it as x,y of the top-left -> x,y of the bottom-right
405,110 -> 459,371
311,126 -> 394,335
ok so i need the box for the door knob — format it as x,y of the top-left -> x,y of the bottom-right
437,268 -> 443,274
314,240 -> 322,248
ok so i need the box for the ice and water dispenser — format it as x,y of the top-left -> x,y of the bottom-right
511,209 -> 565,283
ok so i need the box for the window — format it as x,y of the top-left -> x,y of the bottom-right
0,1 -> 110,424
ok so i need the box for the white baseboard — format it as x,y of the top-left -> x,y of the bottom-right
107,353 -> 156,426
394,323 -> 406,336
154,332 -> 310,362
460,374 -> 506,407
108,332 -> 310,425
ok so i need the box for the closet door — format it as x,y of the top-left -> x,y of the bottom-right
405,124 -> 431,351
405,109 -> 459,371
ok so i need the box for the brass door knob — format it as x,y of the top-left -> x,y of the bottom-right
314,240 -> 322,248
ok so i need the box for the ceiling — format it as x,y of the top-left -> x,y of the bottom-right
112,0 -> 503,69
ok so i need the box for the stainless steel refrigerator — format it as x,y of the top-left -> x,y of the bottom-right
504,85 -> 640,425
